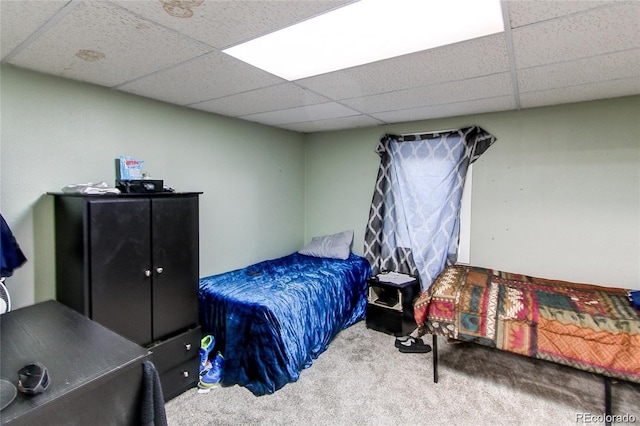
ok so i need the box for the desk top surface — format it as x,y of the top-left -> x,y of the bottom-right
0,300 -> 148,423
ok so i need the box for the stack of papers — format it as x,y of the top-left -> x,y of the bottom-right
376,271 -> 415,285
62,182 -> 120,195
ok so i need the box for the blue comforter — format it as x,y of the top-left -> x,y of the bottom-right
199,252 -> 371,395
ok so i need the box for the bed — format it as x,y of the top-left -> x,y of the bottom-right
198,250 -> 371,396
415,265 -> 640,383
413,265 -> 640,420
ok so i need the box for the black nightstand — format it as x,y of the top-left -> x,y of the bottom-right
365,275 -> 420,336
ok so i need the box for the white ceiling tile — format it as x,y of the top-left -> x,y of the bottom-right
518,49 -> 640,93
280,115 -> 385,134
1,0 -> 638,133
190,83 -> 330,117
0,0 -> 69,59
297,34 -> 510,100
512,2 -> 640,69
241,102 -> 361,126
371,96 -> 516,124
6,1 -> 212,87
113,0 -> 352,49
342,73 -> 513,114
506,0 -> 613,28
116,51 -> 283,105
520,78 -> 640,109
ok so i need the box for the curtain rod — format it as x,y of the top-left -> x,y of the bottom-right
400,128 -> 460,137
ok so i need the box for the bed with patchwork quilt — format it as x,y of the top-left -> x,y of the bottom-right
199,251 -> 371,396
414,265 -> 640,385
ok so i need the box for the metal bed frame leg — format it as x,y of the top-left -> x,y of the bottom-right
604,376 -> 612,426
429,333 -> 616,423
432,334 -> 438,383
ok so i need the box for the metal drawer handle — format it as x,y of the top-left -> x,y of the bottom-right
185,343 -> 192,351
144,270 -> 151,277
156,267 -> 164,274
183,371 -> 189,378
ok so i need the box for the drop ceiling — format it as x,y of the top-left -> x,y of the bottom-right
1,0 -> 639,133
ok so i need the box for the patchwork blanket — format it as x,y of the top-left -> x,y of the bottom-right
414,265 -> 640,384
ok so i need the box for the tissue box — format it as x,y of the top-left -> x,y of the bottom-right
116,156 -> 144,180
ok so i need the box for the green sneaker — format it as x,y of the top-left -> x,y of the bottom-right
199,335 -> 215,375
198,352 -> 224,389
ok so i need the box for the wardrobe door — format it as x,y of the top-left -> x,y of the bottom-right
88,198 -> 152,345
151,196 -> 199,341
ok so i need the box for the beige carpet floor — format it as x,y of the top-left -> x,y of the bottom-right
164,320 -> 639,425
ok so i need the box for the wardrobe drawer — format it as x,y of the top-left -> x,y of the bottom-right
150,326 -> 201,373
159,357 -> 199,401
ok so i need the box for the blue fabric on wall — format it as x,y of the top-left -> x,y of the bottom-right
1,214 -> 27,277
198,252 -> 371,396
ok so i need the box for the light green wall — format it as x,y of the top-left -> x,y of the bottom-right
304,96 -> 640,289
2,65 -> 638,311
1,65 -> 306,309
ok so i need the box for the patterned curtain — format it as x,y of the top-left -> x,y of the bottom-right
363,126 -> 496,291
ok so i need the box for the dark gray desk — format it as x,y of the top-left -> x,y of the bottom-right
1,300 -> 150,425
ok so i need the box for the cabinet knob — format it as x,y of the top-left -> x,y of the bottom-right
182,371 -> 189,378
156,267 -> 164,274
144,270 -> 151,277
185,343 -> 192,351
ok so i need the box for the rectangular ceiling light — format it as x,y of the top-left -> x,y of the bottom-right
223,0 -> 504,81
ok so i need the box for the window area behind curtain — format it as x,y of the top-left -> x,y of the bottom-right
363,126 -> 496,292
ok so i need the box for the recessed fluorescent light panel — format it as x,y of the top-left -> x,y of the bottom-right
223,0 -> 504,81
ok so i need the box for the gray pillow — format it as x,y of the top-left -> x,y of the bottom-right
298,230 -> 354,260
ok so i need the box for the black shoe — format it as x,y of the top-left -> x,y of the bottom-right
397,337 -> 432,353
394,335 -> 413,348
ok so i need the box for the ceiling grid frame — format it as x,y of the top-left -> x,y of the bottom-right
0,0 -> 637,133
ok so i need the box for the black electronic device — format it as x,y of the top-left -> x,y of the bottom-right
116,179 -> 165,193
17,362 -> 50,395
